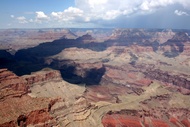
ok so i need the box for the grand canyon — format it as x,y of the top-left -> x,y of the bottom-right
0,28 -> 190,127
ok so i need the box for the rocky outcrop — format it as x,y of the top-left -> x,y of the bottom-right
76,34 -> 96,43
23,69 -> 62,85
160,32 -> 190,57
102,114 -> 142,127
25,109 -> 55,126
102,109 -> 190,127
182,43 -> 190,56
0,69 -> 29,101
103,65 -> 152,87
84,85 -> 122,103
0,95 -> 57,127
16,109 -> 55,127
0,69 -> 58,127
130,45 -> 154,53
144,69 -> 190,91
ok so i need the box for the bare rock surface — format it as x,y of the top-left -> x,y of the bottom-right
1,28 -> 190,127
0,69 -> 59,127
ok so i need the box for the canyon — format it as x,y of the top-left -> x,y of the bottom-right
0,28 -> 190,127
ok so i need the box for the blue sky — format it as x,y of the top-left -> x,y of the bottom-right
0,0 -> 190,29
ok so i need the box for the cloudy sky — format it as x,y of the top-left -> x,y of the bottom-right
0,0 -> 190,29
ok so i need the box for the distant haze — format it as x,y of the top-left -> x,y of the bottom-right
0,0 -> 190,29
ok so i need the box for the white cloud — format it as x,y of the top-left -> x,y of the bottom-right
16,12 -> 49,24
35,11 -> 50,23
51,7 -> 84,22
36,11 -> 49,19
13,0 -> 190,27
64,7 -> 83,15
174,10 -> 189,16
75,0 -> 190,18
74,0 -> 172,22
17,16 -> 28,24
176,0 -> 190,9
140,1 -> 151,11
104,10 -> 121,20
10,15 -> 14,18
42,0 -> 190,27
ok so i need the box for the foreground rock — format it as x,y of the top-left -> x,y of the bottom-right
0,69 -> 60,127
0,68 -> 29,101
102,108 -> 190,127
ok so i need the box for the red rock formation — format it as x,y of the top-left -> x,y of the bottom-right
23,69 -> 61,85
0,121 -> 16,127
151,119 -> 169,127
16,109 -> 56,127
102,109 -> 190,127
0,68 -> 57,127
136,79 -> 152,87
143,69 -> 190,91
103,65 -> 152,88
181,119 -> 190,127
0,69 -> 29,101
170,117 -> 181,127
130,45 -> 154,53
85,85 -> 116,103
26,109 -> 54,126
102,114 -> 142,127
0,95 -> 57,127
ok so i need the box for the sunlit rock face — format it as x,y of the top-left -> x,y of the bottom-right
0,28 -> 190,126
0,69 -> 29,100
0,69 -> 58,127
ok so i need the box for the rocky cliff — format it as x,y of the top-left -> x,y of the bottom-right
0,69 -> 28,101
102,109 -> 190,127
0,69 -> 62,127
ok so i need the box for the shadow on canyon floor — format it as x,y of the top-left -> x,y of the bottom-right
0,37 -> 108,85
60,65 -> 106,85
